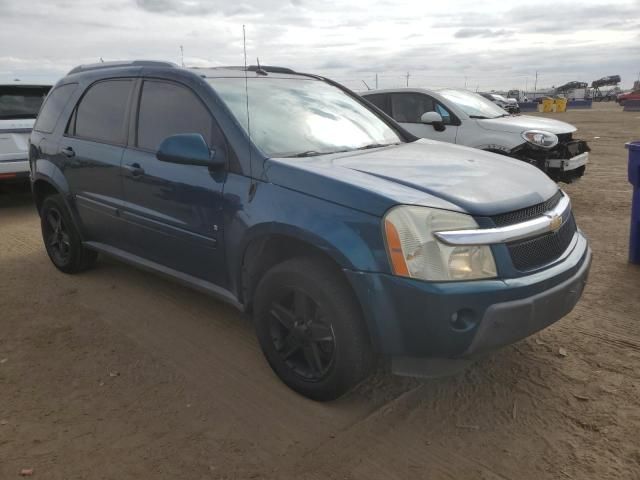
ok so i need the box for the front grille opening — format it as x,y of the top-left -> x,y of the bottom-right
492,190 -> 563,227
556,132 -> 573,144
507,214 -> 577,271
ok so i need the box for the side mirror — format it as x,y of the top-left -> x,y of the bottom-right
156,133 -> 225,168
420,111 -> 445,131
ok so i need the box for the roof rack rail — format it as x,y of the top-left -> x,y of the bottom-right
68,60 -> 177,75
194,65 -> 297,74
247,65 -> 296,74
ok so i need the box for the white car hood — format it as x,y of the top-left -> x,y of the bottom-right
477,115 -> 576,135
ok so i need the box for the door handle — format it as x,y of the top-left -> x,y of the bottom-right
61,146 -> 75,158
125,162 -> 145,177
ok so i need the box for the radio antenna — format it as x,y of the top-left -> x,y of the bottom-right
242,25 -> 253,176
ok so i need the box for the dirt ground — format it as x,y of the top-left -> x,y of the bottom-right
1,102 -> 639,479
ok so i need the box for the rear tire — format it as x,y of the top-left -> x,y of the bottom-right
40,194 -> 98,273
253,257 -> 373,401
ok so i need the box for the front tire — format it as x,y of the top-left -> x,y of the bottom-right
40,194 -> 97,273
253,257 -> 373,401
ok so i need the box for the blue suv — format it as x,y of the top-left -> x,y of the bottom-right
30,61 -> 591,400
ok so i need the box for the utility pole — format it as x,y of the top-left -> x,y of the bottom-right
464,76 -> 468,89
405,72 -> 410,87
180,45 -> 184,67
375,73 -> 378,89
534,71 -> 538,95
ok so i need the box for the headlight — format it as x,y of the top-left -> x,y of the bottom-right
383,206 -> 497,281
522,130 -> 558,148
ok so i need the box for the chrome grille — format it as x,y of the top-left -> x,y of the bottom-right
507,214 -> 577,271
491,191 -> 563,227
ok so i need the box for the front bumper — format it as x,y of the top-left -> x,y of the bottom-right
0,159 -> 29,181
547,152 -> 589,172
345,232 -> 591,376
511,139 -> 590,182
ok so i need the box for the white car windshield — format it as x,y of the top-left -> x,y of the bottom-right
438,89 -> 508,119
208,77 -> 403,157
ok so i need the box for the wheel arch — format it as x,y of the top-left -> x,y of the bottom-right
239,230 -> 353,311
239,232 -> 380,352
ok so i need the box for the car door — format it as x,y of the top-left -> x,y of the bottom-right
61,79 -> 134,250
120,79 -> 227,286
390,92 -> 458,143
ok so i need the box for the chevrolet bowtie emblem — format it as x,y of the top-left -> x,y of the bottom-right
548,214 -> 563,232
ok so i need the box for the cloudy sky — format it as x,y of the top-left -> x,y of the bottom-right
1,0 -> 638,91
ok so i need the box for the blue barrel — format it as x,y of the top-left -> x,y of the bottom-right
627,141 -> 640,264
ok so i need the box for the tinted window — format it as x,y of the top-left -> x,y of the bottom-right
74,80 -> 133,144
137,81 -> 214,152
365,94 -> 390,115
1,85 -> 51,120
33,84 -> 75,133
391,93 -> 435,123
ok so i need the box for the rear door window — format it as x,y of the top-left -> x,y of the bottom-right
33,84 -> 74,133
365,94 -> 391,115
136,80 -> 215,152
72,79 -> 133,144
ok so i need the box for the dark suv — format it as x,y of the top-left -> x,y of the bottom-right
30,61 -> 591,400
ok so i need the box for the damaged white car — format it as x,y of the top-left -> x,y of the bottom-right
362,87 -> 589,183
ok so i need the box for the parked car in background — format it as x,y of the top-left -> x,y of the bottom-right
362,88 -> 589,183
617,90 -> 640,105
479,92 -> 520,113
30,61 -> 591,400
0,83 -> 51,183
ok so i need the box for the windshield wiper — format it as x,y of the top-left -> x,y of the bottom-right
283,150 -> 326,158
354,142 -> 400,150
469,115 -> 489,119
282,143 -> 399,158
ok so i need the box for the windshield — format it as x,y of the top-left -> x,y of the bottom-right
0,86 -> 50,119
208,77 -> 402,157
438,89 -> 508,119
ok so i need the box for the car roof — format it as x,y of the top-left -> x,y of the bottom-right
63,60 -> 319,82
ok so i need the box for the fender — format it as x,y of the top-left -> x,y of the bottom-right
31,159 -> 87,240
33,158 -> 70,196
222,176 -> 390,302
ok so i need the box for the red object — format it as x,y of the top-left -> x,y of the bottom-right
618,90 -> 640,104
0,173 -> 17,179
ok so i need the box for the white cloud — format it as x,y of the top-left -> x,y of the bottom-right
1,0 -> 638,91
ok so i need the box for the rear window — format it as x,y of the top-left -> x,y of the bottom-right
73,80 -> 133,145
34,84 -> 76,133
1,85 -> 51,120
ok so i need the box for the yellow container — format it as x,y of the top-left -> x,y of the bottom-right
555,98 -> 568,112
542,98 -> 554,113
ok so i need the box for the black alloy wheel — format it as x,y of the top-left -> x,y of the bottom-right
254,257 -> 373,401
43,206 -> 71,265
40,194 -> 98,273
268,287 -> 336,381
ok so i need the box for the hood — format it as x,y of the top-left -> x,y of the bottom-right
266,139 -> 558,217
477,115 -> 576,134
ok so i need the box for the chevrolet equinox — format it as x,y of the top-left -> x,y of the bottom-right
29,61 -> 592,400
